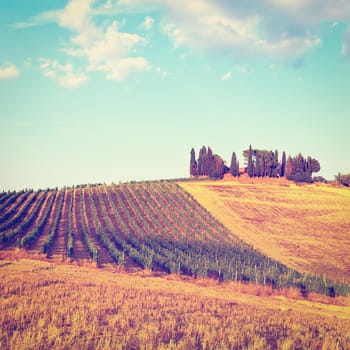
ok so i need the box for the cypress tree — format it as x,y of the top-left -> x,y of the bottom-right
266,151 -> 274,177
198,146 -> 207,175
190,148 -> 198,176
261,153 -> 266,177
206,147 -> 214,176
273,149 -> 279,177
285,156 -> 293,178
255,152 -> 262,177
247,145 -> 253,177
280,151 -> 286,177
230,152 -> 238,177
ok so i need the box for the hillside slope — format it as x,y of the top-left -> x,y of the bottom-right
179,177 -> 350,283
1,180 -> 349,295
1,259 -> 350,349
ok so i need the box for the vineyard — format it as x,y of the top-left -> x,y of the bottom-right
0,181 -> 349,296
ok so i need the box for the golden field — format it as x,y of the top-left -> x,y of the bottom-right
1,258 -> 350,350
179,177 -> 350,283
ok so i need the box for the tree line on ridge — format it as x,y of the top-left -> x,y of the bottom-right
190,145 -> 321,183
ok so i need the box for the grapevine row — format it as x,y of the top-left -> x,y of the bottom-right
136,183 -> 188,242
0,191 -> 10,205
0,190 -> 48,244
98,185 -> 166,269
79,187 -> 98,262
98,185 -> 153,268
42,191 -> 65,254
0,191 -> 23,213
67,189 -> 74,257
85,186 -> 121,264
159,182 -> 233,244
20,191 -> 57,247
124,184 -> 173,241
0,191 -> 35,231
0,191 -> 29,223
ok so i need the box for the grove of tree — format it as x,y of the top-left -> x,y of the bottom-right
190,146 -> 321,182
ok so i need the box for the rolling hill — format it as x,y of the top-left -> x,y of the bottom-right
180,176 -> 350,283
0,179 -> 349,295
1,178 -> 350,349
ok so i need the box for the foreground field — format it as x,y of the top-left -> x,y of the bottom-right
1,259 -> 350,350
180,177 -> 350,283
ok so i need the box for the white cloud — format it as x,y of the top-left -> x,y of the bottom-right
265,0 -> 350,24
59,0 -> 149,81
39,58 -> 88,88
89,57 -> 149,81
13,0 -> 150,82
12,9 -> 61,29
59,0 -> 93,31
221,71 -> 232,80
140,16 -> 154,31
0,63 -> 20,79
11,0 -> 350,66
160,1 -> 261,52
154,0 -> 324,60
119,0 -> 350,61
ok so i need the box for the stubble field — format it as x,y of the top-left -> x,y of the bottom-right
180,177 -> 350,283
1,259 -> 350,350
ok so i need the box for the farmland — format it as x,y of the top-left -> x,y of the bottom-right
1,259 -> 350,350
1,181 -> 349,295
1,179 -> 350,349
180,176 -> 350,283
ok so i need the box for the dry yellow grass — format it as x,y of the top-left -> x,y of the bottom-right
179,177 -> 350,283
1,259 -> 350,349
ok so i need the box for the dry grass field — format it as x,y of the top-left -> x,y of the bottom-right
180,177 -> 350,283
1,258 -> 350,350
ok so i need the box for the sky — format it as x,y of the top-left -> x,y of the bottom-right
1,0 -> 350,191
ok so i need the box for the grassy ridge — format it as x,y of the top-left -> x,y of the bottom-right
1,259 -> 349,350
179,177 -> 350,283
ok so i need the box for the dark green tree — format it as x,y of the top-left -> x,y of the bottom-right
255,152 -> 262,177
285,156 -> 293,178
209,155 -> 225,179
273,149 -> 279,177
206,147 -> 214,176
197,146 -> 207,175
190,148 -> 198,176
336,173 -> 350,187
280,151 -> 286,177
247,145 -> 253,177
230,152 -> 238,177
286,153 -> 320,183
310,158 -> 320,173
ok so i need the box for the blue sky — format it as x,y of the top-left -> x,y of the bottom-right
1,0 -> 350,190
